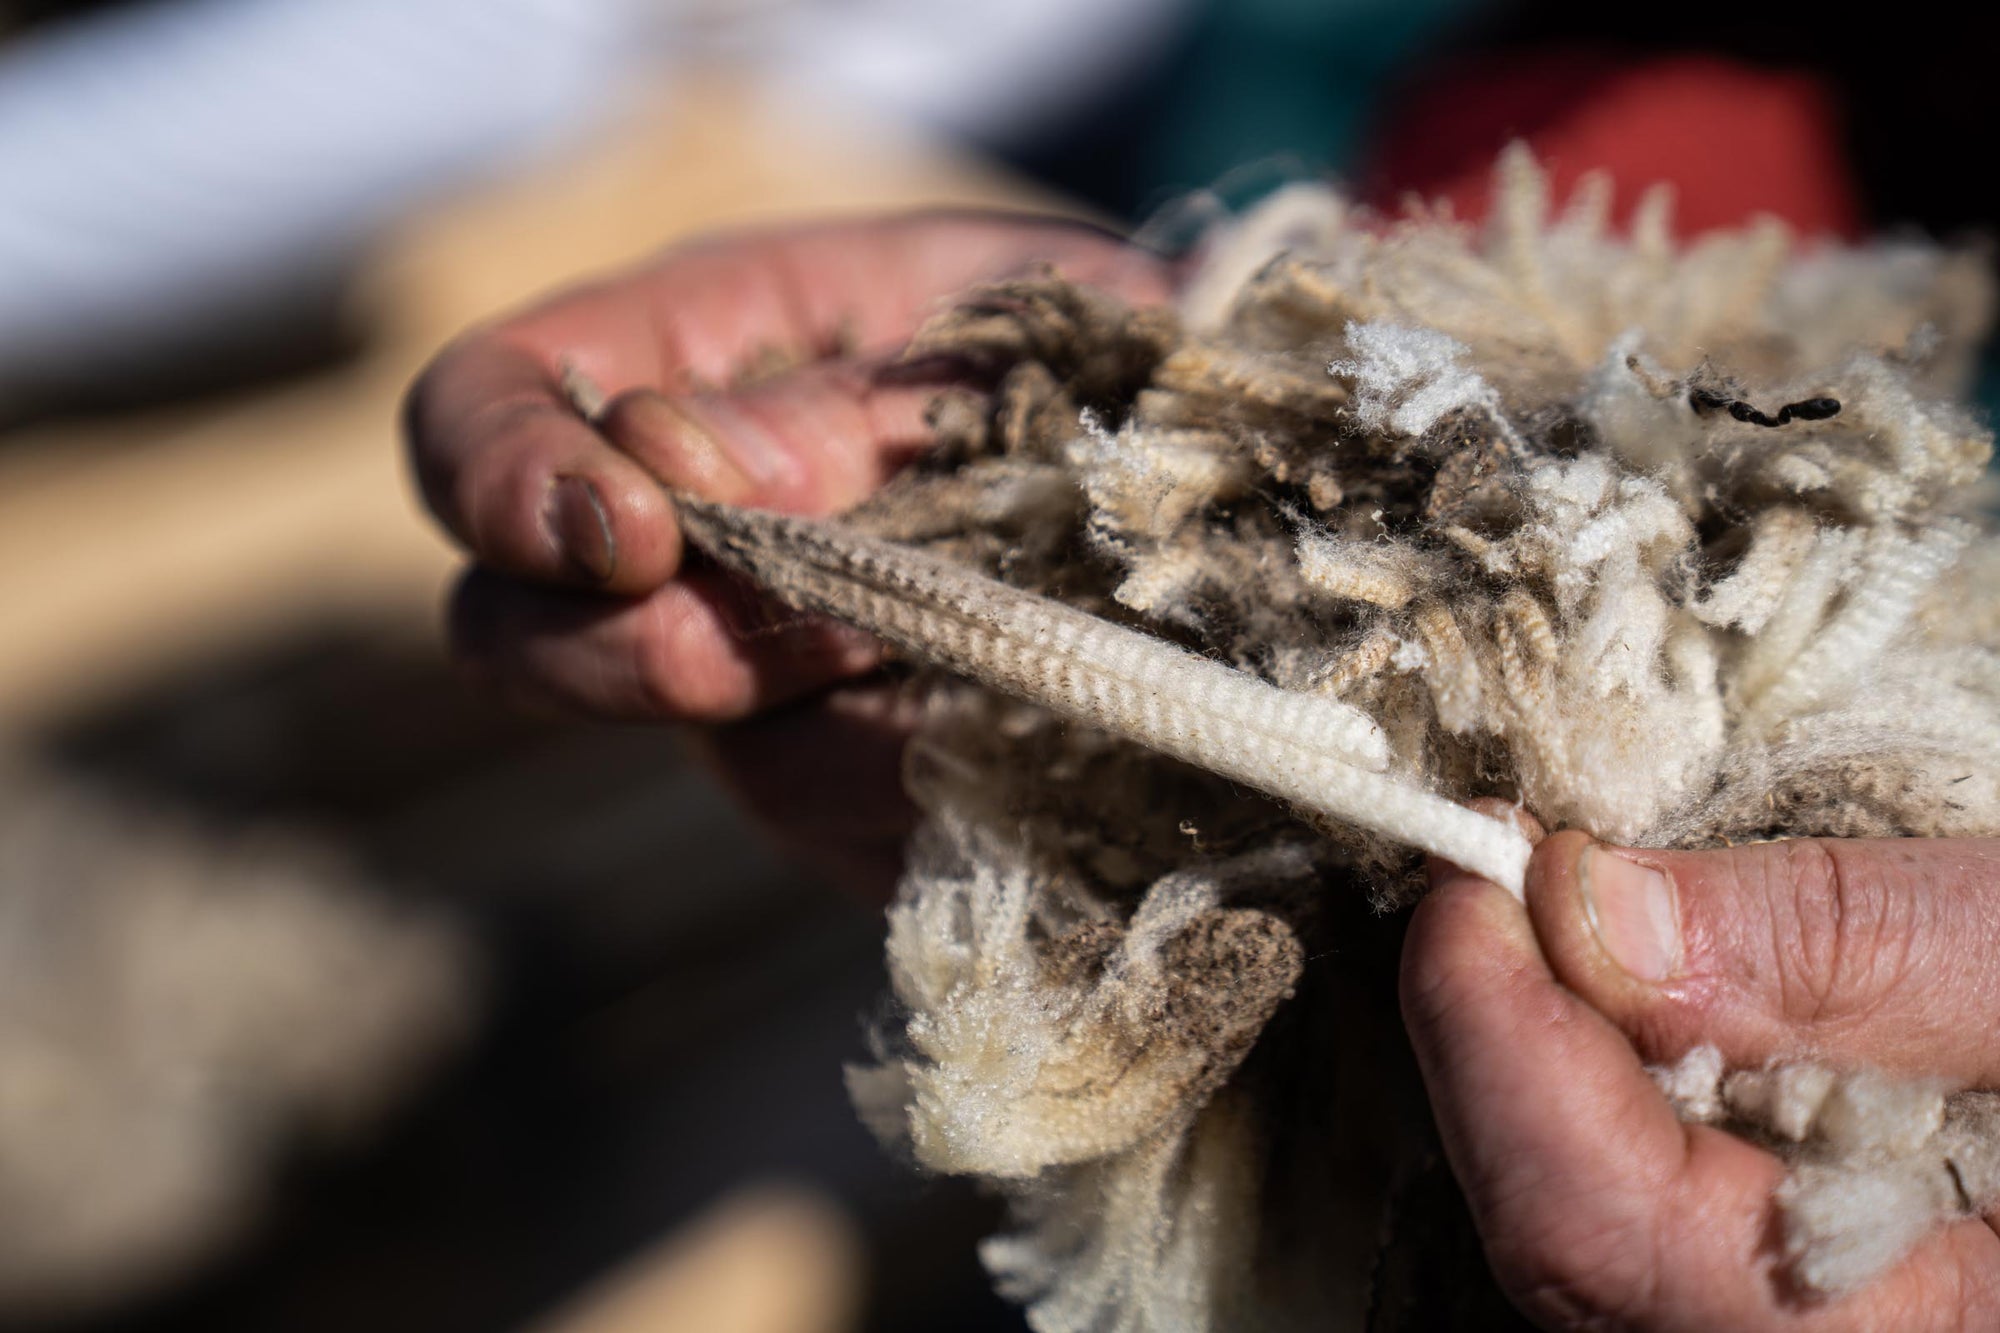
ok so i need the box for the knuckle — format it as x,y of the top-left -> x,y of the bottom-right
1758,840 -> 1921,1029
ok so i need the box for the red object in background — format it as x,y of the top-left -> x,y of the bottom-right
1363,52 -> 1863,240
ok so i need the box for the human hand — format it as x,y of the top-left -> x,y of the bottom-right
1402,807 -> 2000,1329
404,212 -> 1172,890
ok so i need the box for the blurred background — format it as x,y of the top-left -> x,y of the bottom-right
0,2 -> 1992,1330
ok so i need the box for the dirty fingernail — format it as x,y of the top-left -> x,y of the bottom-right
548,475 -> 617,583
1579,846 -> 1681,982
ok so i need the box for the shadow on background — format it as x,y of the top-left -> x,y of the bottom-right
21,625 -> 1019,1332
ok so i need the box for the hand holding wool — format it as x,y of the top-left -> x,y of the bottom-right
1406,811 -> 2000,1330
402,212 -> 1172,889
406,211 -> 1171,720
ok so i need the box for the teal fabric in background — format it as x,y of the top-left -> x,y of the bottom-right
1139,0 -> 1472,206
996,0 -> 1476,224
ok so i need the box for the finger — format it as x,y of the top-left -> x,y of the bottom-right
1406,835 -> 2000,1329
407,339 -> 939,594
593,355 -> 949,518
1407,836 -> 1760,1326
406,213 -> 1171,592
1523,834 -> 2000,1084
406,337 -> 686,593
448,564 -> 884,724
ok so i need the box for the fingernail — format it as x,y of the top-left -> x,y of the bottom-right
613,392 -> 779,498
547,475 -> 617,583
1578,846 -> 1681,981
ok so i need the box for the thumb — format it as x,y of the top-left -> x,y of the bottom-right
1524,833 -> 2000,1084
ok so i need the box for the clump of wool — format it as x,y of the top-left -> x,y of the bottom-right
679,148 -> 1999,1329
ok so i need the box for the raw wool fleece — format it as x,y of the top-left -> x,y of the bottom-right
678,148 -> 2000,1329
